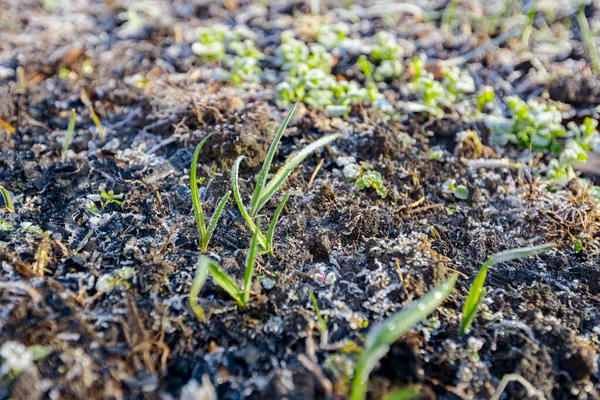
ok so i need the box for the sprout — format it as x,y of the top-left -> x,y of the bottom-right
0,186 -> 15,213
189,227 -> 260,320
231,102 -> 340,253
460,243 -> 555,336
61,108 -> 76,156
350,273 -> 459,400
190,131 -> 231,252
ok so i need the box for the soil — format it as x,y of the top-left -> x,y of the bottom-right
0,1 -> 599,400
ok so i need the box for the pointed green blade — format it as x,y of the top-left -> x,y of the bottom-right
190,131 -> 217,250
351,273 -> 458,400
249,101 -> 299,217
266,193 -> 289,254
459,242 -> 555,336
231,155 -> 268,249
256,133 -> 340,214
242,220 -> 260,305
203,191 -> 231,251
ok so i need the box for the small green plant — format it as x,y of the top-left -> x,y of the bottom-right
189,227 -> 260,320
459,243 -> 555,336
381,387 -> 420,400
409,56 -> 474,116
0,341 -> 50,381
96,267 -> 136,292
192,24 -> 263,85
0,219 -> 15,231
190,131 -> 231,252
578,5 -> 600,74
100,190 -> 123,209
61,108 -> 76,156
231,102 -> 340,253
487,97 -> 600,185
355,162 -> 388,198
350,273 -> 458,400
368,32 -> 404,82
477,86 -> 495,112
89,106 -> 106,141
442,179 -> 469,200
497,96 -> 566,151
0,186 -> 15,213
310,290 -> 329,347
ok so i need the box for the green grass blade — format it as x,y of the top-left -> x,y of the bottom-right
231,155 -> 268,249
190,131 -> 217,251
250,101 -> 299,217
459,243 -> 555,336
207,260 -> 243,306
242,220 -> 260,305
266,192 -> 289,254
310,290 -> 328,347
0,186 -> 15,213
89,106 -> 106,141
256,133 -> 340,214
189,256 -> 211,320
481,242 -> 556,269
578,6 -> 600,74
62,108 -> 77,155
203,191 -> 231,251
381,387 -> 420,400
459,267 -> 489,336
351,273 -> 458,400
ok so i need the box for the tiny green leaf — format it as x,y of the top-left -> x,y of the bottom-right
266,193 -> 289,254
256,133 -> 341,213
204,191 -> 231,251
62,108 -> 77,155
310,290 -> 329,347
459,243 -> 556,336
574,240 -> 583,253
454,185 -> 469,200
189,256 -> 210,320
231,155 -> 268,250
242,222 -> 260,305
351,273 -> 458,400
89,106 -> 106,141
191,131 -> 230,252
0,186 -> 15,213
250,101 -> 299,217
189,256 -> 243,321
381,387 -> 420,400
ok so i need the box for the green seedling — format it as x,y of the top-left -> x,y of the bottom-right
0,341 -> 51,381
100,190 -> 123,209
89,106 -> 106,141
460,243 -> 555,336
442,179 -> 469,200
189,227 -> 260,320
487,96 -> 599,184
0,186 -> 15,213
310,290 -> 329,347
355,162 -> 388,198
231,102 -> 340,253
61,108 -> 76,156
350,273 -> 458,400
190,131 -> 231,252
381,387 -> 420,400
477,86 -> 495,111
0,219 -> 15,231
578,6 -> 600,74
96,267 -> 136,292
